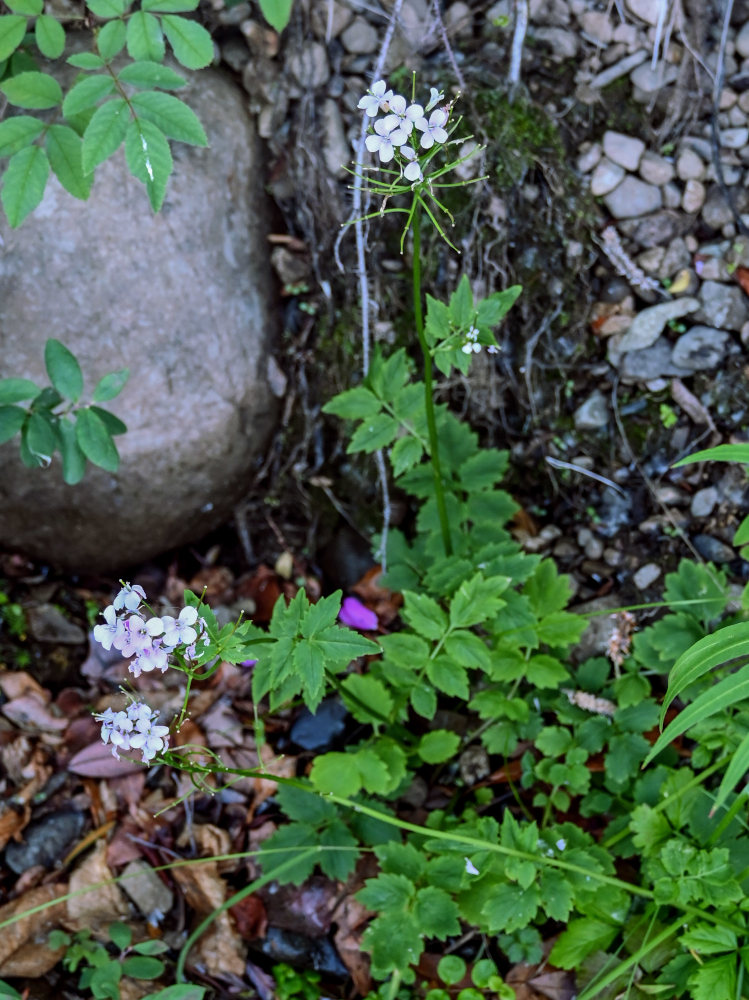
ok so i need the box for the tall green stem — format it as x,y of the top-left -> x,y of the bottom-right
411,203 -> 453,557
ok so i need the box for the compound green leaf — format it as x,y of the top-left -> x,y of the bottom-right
82,97 -> 129,172
348,412 -> 400,453
426,655 -> 469,698
357,872 -> 414,912
46,124 -> 92,199
45,338 -> 83,400
549,917 -> 618,969
142,0 -> 199,10
413,886 -> 460,939
259,823 -> 318,884
310,752 -> 361,797
0,116 -> 45,157
97,18 -> 127,60
341,673 -> 394,725
57,417 -> 86,484
401,591 -> 446,641
0,15 -> 28,61
275,782 -> 336,825
482,882 -> 540,934
63,74 -> 116,116
126,10 -> 164,62
680,924 -> 737,957
34,14 -> 65,58
353,747 -> 390,795
75,406 -> 119,471
418,729 -> 460,764
390,435 -> 423,477
67,52 -> 105,69
161,14 -> 212,69
322,386 -> 381,420
0,405 -> 26,444
363,911 -> 422,975
90,406 -> 126,435
86,0 -> 128,18
318,820 -> 358,882
124,117 -> 172,210
92,368 -> 129,402
117,60 -> 186,89
375,841 -> 426,881
257,0 -> 293,31
688,955 -> 737,1000
1,145 -> 49,226
0,378 -> 38,404
1,71 -> 62,109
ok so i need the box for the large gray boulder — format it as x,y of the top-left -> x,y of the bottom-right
0,63 -> 277,572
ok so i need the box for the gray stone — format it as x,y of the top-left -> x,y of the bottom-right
26,604 -> 86,645
633,563 -> 661,589
533,26 -> 578,59
630,61 -> 678,94
691,486 -> 719,518
320,98 -> 350,177
720,127 -> 749,149
341,16 -> 379,53
0,64 -> 277,573
671,326 -> 732,371
574,390 -> 609,430
287,41 -> 330,89
702,188 -> 736,230
697,281 -> 749,331
590,158 -> 625,196
602,131 -> 645,171
676,148 -> 705,181
310,0 -> 353,39
603,176 -> 662,219
577,142 -> 602,173
589,49 -> 647,89
121,859 -> 174,919
693,534 -> 735,564
682,179 -> 706,213
624,0 -> 659,24
659,238 -> 691,279
638,150 -> 675,186
618,337 -> 693,382
737,21 -> 749,59
5,811 -> 86,874
579,10 -> 613,43
615,298 -> 699,353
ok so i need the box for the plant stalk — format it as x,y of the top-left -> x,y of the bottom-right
411,202 -> 452,557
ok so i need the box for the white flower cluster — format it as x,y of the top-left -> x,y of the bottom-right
94,701 -> 170,764
462,325 -> 480,355
358,80 -> 449,183
93,582 -> 208,679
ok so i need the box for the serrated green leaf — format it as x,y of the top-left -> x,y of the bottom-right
126,10 -> 165,62
124,117 -> 172,210
57,417 -> 86,484
458,449 -> 510,492
1,71 -> 62,109
375,841 -> 426,880
354,746 -> 391,794
130,90 -> 207,145
34,14 -> 65,58
0,116 -> 45,157
322,385 -> 381,420
310,752 -> 361,797
63,74 -> 117,117
357,871 -> 414,912
117,60 -> 186,89
318,819 -> 358,882
46,125 -> 91,199
81,97 -> 129,172
390,435 -> 423,476
276,782 -> 336,825
413,886 -> 460,938
688,955 -> 737,1000
681,924 -> 736,956
0,15 -> 28,61
161,14 -> 212,69
341,673 -> 394,725
45,339 -> 83,400
92,368 -> 129,402
97,18 -> 127,59
523,559 -> 572,617
363,911 -> 422,975
526,654 -> 568,688
482,882 -> 540,934
0,378 -> 38,404
2,144 -> 49,226
426,655 -> 469,698
549,917 -> 618,969
448,274 -> 474,328
418,729 -> 460,764
401,591 -> 447,641
257,0 -> 293,31
410,683 -> 437,719
259,823 -> 318,884
538,868 -> 573,922
86,0 -> 127,17
348,412 -> 400,453
75,406 -> 119,471
0,405 -> 26,444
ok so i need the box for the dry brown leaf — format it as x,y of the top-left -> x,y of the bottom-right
671,377 -> 716,431
332,895 -> 372,996
3,693 -> 68,734
66,841 -> 129,931
0,801 -> 30,852
171,856 -> 245,977
252,741 -> 295,808
0,671 -> 48,702
0,883 -> 68,977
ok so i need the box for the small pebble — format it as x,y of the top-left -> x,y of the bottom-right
691,486 -> 719,518
633,563 -> 662,589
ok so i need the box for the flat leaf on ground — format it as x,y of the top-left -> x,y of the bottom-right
130,90 -> 207,144
161,14 -> 213,69
2,144 -> 50,226
75,407 -> 119,471
82,98 -> 129,173
124,117 -> 172,211
1,71 -> 62,109
34,14 -> 65,57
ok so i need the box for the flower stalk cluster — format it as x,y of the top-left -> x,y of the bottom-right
94,701 -> 170,764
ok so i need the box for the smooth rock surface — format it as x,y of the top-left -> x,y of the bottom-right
574,390 -> 609,430
0,64 -> 277,572
615,298 -> 699,353
697,280 -> 749,331
602,131 -> 645,171
671,326 -> 732,370
603,176 -> 662,219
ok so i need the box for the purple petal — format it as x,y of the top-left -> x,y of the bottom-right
339,596 -> 378,631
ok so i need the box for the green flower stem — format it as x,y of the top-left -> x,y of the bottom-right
707,783 -> 749,845
411,202 -> 452,558
576,914 -> 683,1000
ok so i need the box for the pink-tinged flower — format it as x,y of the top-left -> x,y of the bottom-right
357,80 -> 394,117
94,701 -> 170,764
339,596 -> 378,631
130,641 -> 169,677
113,582 -> 146,612
415,108 -> 449,149
160,605 -> 199,647
93,605 -> 125,651
120,614 -> 164,657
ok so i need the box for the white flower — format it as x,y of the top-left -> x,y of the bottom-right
357,80 -> 394,117
365,114 -> 409,163
388,95 -> 424,136
399,145 -> 423,183
464,857 -> 480,875
425,87 -> 444,112
160,605 -> 199,647
461,325 -> 481,354
93,605 -> 125,651
415,108 -> 449,149
121,614 -> 164,657
113,583 -> 146,613
94,701 -> 170,764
